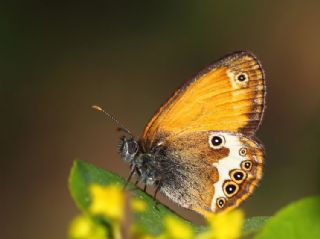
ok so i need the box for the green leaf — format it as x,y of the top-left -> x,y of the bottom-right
68,160 -> 268,236
69,160 -> 187,235
255,196 -> 320,239
243,216 -> 269,237
69,160 -> 126,211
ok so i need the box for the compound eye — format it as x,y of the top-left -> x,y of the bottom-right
209,134 -> 225,149
223,180 -> 239,198
127,141 -> 138,154
230,169 -> 246,184
216,197 -> 226,209
241,160 -> 253,171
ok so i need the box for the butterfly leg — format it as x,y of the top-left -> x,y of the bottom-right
153,182 -> 162,211
134,178 -> 139,186
123,165 -> 135,190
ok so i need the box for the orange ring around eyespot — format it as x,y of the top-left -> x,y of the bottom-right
223,180 -> 240,198
216,197 -> 226,209
229,169 -> 247,184
239,147 -> 247,156
241,160 -> 253,171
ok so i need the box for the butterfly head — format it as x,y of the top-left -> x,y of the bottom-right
118,136 -> 139,163
118,136 -> 160,185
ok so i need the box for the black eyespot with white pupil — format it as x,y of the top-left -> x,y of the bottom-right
217,198 -> 226,208
211,136 -> 223,146
237,73 -> 247,82
227,184 -> 236,193
209,134 -> 225,149
241,160 -> 253,171
230,169 -> 247,184
223,181 -> 239,197
234,172 -> 244,180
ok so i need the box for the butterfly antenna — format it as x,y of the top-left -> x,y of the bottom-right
92,105 -> 133,137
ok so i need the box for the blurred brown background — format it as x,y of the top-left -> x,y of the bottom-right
2,1 -> 320,238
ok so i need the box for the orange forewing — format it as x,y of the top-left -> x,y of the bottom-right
142,52 -> 265,148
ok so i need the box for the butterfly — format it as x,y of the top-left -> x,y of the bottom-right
94,51 -> 266,215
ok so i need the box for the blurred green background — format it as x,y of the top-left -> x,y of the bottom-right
2,1 -> 320,238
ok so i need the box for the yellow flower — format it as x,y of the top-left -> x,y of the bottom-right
198,209 -> 244,239
130,198 -> 147,212
89,184 -> 124,220
162,215 -> 194,239
68,215 -> 107,239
